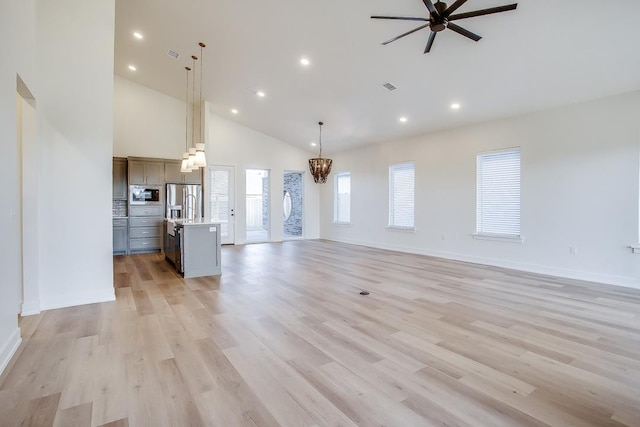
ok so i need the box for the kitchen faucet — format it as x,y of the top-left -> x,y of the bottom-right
185,194 -> 198,221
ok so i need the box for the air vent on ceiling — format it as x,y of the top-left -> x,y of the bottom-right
382,82 -> 398,91
167,49 -> 180,60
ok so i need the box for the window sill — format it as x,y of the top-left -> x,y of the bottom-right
387,226 -> 416,233
473,233 -> 524,243
333,221 -> 353,227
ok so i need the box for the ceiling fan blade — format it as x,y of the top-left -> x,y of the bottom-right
381,24 -> 430,45
371,16 -> 429,22
422,0 -> 438,16
447,22 -> 481,41
424,31 -> 437,53
444,0 -> 469,16
448,4 -> 518,21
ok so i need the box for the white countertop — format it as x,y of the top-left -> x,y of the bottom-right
170,219 -> 221,227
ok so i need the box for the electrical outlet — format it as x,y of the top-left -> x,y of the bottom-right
569,246 -> 578,255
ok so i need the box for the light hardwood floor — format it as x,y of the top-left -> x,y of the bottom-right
1,240 -> 640,426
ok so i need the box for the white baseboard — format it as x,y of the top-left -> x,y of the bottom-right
40,288 -> 116,311
0,328 -> 22,375
324,237 -> 640,290
21,300 -> 41,316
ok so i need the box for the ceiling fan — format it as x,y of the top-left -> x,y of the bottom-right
371,0 -> 517,53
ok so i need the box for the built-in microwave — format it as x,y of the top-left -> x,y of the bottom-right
129,185 -> 162,205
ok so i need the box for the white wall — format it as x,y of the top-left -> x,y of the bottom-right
113,75 -> 186,158
34,0 -> 116,309
0,0 -> 36,375
207,111 -> 320,243
19,92 -> 40,315
320,91 -> 640,288
1,0 -> 115,375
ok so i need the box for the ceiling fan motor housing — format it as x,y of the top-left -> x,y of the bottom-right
431,20 -> 447,32
432,1 -> 448,32
435,1 -> 448,14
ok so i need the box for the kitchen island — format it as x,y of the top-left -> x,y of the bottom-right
165,219 -> 221,278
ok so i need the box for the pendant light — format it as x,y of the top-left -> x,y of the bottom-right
180,66 -> 193,173
308,121 -> 333,184
193,42 -> 207,168
187,54 -> 198,170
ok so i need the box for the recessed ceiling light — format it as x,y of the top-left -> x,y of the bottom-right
451,103 -> 461,110
256,91 -> 266,98
231,109 -> 239,114
310,142 -> 317,147
300,58 -> 310,66
128,65 -> 137,71
399,116 -> 408,123
133,32 -> 143,40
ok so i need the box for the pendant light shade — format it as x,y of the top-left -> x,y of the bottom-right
187,147 -> 197,169
308,121 -> 333,184
194,143 -> 207,168
180,153 -> 191,173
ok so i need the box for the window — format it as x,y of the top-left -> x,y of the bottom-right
334,172 -> 351,223
246,169 -> 270,241
389,162 -> 415,230
476,148 -> 521,239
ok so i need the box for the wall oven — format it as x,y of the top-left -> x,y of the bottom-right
129,185 -> 162,205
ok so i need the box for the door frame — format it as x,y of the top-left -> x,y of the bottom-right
282,170 -> 305,241
206,165 -> 235,245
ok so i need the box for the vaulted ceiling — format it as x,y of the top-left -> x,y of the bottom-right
115,0 -> 640,153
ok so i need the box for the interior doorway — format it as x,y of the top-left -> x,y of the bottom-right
208,165 -> 235,244
16,75 -> 39,315
283,171 -> 303,239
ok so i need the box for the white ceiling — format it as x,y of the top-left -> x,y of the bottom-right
115,0 -> 640,154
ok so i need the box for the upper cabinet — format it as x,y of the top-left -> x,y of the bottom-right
112,158 -> 128,199
129,160 -> 164,185
164,161 -> 202,185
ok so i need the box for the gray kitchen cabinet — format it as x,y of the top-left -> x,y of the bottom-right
164,160 -> 202,185
164,161 -> 182,183
176,222 -> 221,278
129,206 -> 163,253
185,168 -> 202,184
129,206 -> 163,218
113,218 -> 128,255
112,158 -> 128,200
128,160 -> 165,185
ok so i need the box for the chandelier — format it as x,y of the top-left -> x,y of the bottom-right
308,121 -> 333,184
180,42 -> 207,172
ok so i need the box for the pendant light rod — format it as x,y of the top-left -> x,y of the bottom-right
193,42 -> 208,168
184,66 -> 191,152
198,42 -> 206,144
191,55 -> 198,149
181,66 -> 193,173
318,121 -> 323,158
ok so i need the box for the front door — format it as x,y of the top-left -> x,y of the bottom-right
208,165 -> 235,244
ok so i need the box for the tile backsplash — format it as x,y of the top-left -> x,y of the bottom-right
112,199 -> 127,217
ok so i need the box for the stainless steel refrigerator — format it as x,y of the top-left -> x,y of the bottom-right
166,184 -> 202,220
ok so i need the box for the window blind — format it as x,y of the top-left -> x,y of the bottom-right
334,172 -> 351,223
210,170 -> 230,237
389,162 -> 415,228
476,148 -> 521,237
